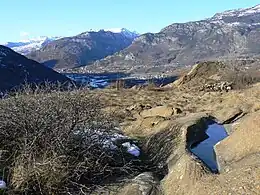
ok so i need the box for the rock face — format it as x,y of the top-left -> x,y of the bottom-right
201,81 -> 233,92
83,4 -> 260,73
0,45 -> 71,92
27,29 -> 139,69
168,61 -> 260,90
117,172 -> 162,195
213,107 -> 244,124
215,111 -> 260,172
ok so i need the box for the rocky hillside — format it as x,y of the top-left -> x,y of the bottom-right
27,28 -> 139,69
92,69 -> 260,195
168,60 -> 260,91
90,74 -> 260,195
0,45 -> 71,92
81,4 -> 260,73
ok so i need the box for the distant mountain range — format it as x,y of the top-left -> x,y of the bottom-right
3,36 -> 61,55
0,45 -> 70,92
25,28 -> 139,69
76,4 -> 260,74
4,5 -> 260,75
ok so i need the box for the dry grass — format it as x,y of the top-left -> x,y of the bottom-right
0,86 -> 142,194
141,126 -> 181,179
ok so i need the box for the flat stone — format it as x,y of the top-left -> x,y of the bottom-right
140,106 -> 181,118
213,107 -> 244,124
215,111 -> 260,172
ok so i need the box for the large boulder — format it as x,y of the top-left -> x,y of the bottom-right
212,107 -> 244,125
116,172 -> 162,195
215,111 -> 260,172
161,113 -> 212,194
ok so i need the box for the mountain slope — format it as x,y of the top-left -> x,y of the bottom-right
3,36 -> 61,55
81,4 -> 260,73
27,28 -> 139,69
0,45 -> 71,92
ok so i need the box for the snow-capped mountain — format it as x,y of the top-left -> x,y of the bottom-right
88,28 -> 139,37
209,4 -> 260,27
27,28 -> 139,69
212,4 -> 260,20
102,28 -> 139,39
82,4 -> 260,74
3,36 -> 61,55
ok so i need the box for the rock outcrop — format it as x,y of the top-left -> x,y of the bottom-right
201,81 -> 233,92
117,172 -> 162,195
95,79 -> 260,195
215,111 -> 260,172
168,61 -> 260,90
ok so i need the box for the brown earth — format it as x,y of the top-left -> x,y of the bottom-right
87,62 -> 260,195
88,82 -> 260,194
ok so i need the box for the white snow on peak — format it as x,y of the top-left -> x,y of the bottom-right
101,28 -> 139,38
251,4 -> 260,10
19,36 -> 60,43
102,28 -> 138,34
3,36 -> 61,55
212,4 -> 260,20
103,28 -> 125,33
84,28 -> 139,39
78,28 -> 139,39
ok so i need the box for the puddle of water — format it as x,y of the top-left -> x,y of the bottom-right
190,122 -> 228,173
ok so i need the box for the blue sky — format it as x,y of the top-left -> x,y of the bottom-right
1,0 -> 259,42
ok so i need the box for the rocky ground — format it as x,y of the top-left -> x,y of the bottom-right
87,62 -> 260,195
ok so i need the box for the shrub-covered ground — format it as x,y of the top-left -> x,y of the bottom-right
0,87 -> 152,194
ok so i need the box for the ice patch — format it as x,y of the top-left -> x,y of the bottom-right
0,180 -> 6,189
122,142 -> 141,157
73,129 -> 141,156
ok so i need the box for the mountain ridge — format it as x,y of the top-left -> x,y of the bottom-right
73,4 -> 260,74
26,28 -> 139,69
0,45 -> 71,92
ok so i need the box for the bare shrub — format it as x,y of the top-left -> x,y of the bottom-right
141,126 -> 181,179
0,87 -> 139,194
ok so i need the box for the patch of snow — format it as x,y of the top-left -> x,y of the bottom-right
0,51 -> 7,57
122,142 -> 141,157
3,36 -> 61,55
212,4 -> 260,20
0,180 -> 6,189
197,29 -> 207,33
73,129 -> 141,156
226,22 -> 247,27
86,28 -> 139,39
210,20 -> 225,25
103,28 -> 126,33
125,53 -> 135,60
